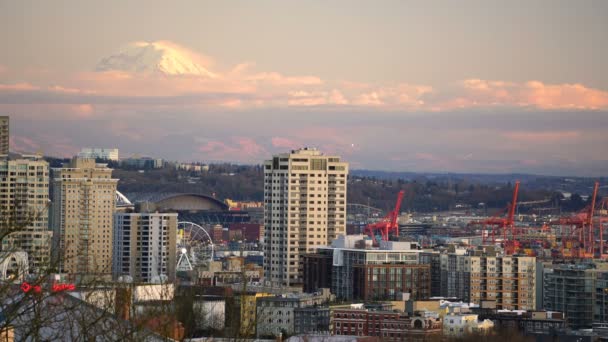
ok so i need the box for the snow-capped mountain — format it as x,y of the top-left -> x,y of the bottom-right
96,41 -> 217,77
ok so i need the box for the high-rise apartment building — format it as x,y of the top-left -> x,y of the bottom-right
50,158 -> 118,279
0,155 -> 51,272
263,147 -> 348,287
113,212 -> 177,283
440,249 -> 536,310
0,116 -> 8,156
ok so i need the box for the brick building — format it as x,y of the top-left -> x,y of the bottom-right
332,306 -> 442,341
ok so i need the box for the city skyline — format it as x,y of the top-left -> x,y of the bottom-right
1,1 -> 608,176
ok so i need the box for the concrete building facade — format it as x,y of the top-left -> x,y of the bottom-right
256,289 -> 333,337
263,148 -> 348,287
0,156 -> 51,272
51,158 -> 118,279
113,212 -> 177,283
0,116 -> 8,156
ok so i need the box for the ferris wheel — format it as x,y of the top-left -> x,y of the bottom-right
176,221 -> 215,271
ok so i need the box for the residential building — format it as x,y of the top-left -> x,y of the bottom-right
236,292 -> 273,337
78,148 -> 119,161
50,158 -> 118,279
442,313 -> 494,337
478,310 -> 565,337
418,251 -> 442,297
543,263 -> 608,329
0,116 -> 8,156
287,335 -> 378,342
303,236 -> 422,300
0,155 -> 51,272
256,289 -> 333,337
294,307 -> 330,335
113,212 -> 177,283
303,252 -> 333,293
440,247 -> 536,310
121,157 -> 163,169
263,147 -> 348,287
353,263 -> 430,301
332,305 -> 442,341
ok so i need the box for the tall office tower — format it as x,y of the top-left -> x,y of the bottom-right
50,158 -> 118,279
0,116 -> 8,156
0,155 -> 51,272
113,212 -> 177,283
263,147 -> 348,287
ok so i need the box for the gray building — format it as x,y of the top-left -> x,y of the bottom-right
543,263 -> 608,329
256,289 -> 333,337
419,251 -> 442,297
294,307 -> 330,335
113,212 -> 178,283
0,116 -> 8,156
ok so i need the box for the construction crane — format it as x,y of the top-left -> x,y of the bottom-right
364,190 -> 405,243
552,181 -> 599,259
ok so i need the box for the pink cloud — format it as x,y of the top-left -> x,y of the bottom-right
502,130 -> 581,143
9,134 -> 78,157
414,152 -> 441,161
0,83 -> 39,91
432,79 -> 608,111
271,137 -> 301,149
1,40 -> 607,112
71,104 -> 94,117
198,137 -> 267,162
286,89 -> 349,106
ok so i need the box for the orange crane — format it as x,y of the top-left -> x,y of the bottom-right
470,181 -> 520,251
599,197 -> 608,258
364,190 -> 405,243
553,181 -> 599,259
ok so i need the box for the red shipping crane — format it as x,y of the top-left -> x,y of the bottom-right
553,181 -> 599,259
469,181 -> 520,254
364,190 -> 405,243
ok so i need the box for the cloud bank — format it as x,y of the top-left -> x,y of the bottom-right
2,40 -> 608,175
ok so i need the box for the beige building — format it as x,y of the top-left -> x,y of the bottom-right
51,158 -> 118,279
0,116 -> 8,156
112,212 -> 177,283
441,250 -> 536,310
263,147 -> 348,287
443,313 -> 494,337
0,155 -> 51,273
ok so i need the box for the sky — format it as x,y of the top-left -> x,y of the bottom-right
1,0 -> 607,176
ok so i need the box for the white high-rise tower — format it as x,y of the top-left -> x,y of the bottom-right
263,147 -> 348,287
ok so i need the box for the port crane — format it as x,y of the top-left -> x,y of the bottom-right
551,181 -> 599,259
364,190 -> 405,243
469,181 -> 520,254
